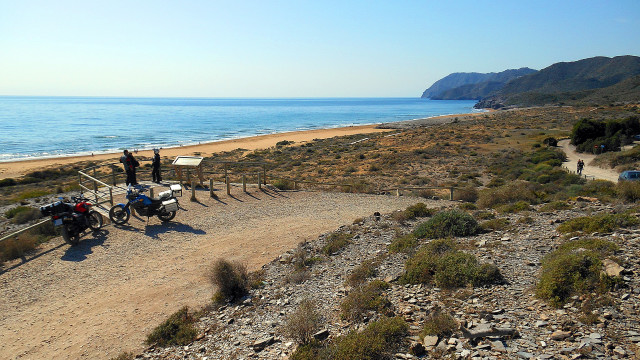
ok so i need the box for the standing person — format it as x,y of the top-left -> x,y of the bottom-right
151,149 -> 162,183
121,150 -> 133,186
125,150 -> 139,186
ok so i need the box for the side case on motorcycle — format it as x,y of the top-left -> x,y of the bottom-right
162,199 -> 179,212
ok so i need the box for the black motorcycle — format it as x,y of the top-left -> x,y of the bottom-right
40,196 -> 103,246
109,185 -> 181,225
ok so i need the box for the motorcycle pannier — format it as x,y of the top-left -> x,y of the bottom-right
162,199 -> 179,212
170,184 -> 182,197
40,201 -> 69,216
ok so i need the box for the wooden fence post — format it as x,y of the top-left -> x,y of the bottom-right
210,178 -> 215,198
396,188 -> 400,197
191,180 -> 197,201
449,187 -> 454,201
258,172 -> 262,190
226,176 -> 231,195
242,175 -> 246,192
149,187 -> 154,198
112,166 -> 117,186
263,164 -> 267,185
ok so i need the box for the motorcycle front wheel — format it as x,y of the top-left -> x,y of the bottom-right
87,210 -> 103,231
109,205 -> 130,225
157,209 -> 176,222
61,225 -> 80,246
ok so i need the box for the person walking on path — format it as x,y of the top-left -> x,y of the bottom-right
151,149 -> 162,183
577,159 -> 584,175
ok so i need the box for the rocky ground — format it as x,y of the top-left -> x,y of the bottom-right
140,198 -> 640,360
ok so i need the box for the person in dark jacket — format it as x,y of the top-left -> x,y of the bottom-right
123,150 -> 139,186
151,149 -> 162,183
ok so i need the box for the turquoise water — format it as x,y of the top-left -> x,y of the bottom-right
0,97 -> 479,161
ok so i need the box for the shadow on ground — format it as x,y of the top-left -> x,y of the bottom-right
144,222 -> 206,239
60,229 -> 109,262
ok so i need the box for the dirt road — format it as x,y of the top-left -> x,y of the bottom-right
0,187 -> 422,359
559,139 -> 619,182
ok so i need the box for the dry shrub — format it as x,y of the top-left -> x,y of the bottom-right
477,181 -> 538,208
283,298 -> 323,344
0,235 -> 37,262
340,280 -> 391,321
419,311 -> 458,338
346,258 -> 379,287
617,181 -> 640,202
322,232 -> 353,255
208,259 -> 248,303
453,186 -> 478,203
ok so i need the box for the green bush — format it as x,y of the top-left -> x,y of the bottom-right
419,311 -> 457,338
10,207 -> 41,224
284,298 -> 322,344
497,200 -> 531,214
459,202 -> 478,210
540,201 -> 572,212
340,280 -> 391,321
433,252 -> 480,289
403,202 -> 435,219
145,306 -> 198,347
388,234 -> 419,254
208,259 -> 249,303
413,210 -> 478,239
330,317 -> 408,360
5,206 -> 33,219
400,239 -> 503,289
557,213 -> 639,234
536,238 -> 620,307
272,179 -> 295,190
322,232 -> 353,255
0,178 -> 17,187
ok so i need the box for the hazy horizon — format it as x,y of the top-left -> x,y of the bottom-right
1,1 -> 639,98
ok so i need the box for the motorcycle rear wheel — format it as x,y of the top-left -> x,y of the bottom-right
157,209 -> 176,222
61,225 -> 80,246
109,205 -> 130,225
87,210 -> 103,231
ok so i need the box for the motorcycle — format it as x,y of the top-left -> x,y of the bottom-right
109,184 -> 181,225
40,195 -> 104,246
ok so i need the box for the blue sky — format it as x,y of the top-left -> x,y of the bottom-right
1,0 -> 638,97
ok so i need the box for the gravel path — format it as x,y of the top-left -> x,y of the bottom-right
559,139 -> 619,182
0,185 -> 422,360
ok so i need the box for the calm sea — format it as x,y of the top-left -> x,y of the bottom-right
0,97 -> 479,162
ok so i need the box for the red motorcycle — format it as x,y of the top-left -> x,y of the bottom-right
40,195 -> 103,246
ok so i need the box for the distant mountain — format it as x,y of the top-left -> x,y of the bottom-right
475,55 -> 640,108
421,68 -> 537,100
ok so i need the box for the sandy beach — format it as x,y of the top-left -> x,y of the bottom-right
0,125 -> 394,181
0,111 -> 488,181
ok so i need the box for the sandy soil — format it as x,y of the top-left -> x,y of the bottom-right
0,186 -> 421,360
559,139 -> 619,182
0,125 -> 392,181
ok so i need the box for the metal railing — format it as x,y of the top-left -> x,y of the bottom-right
0,219 -> 51,245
